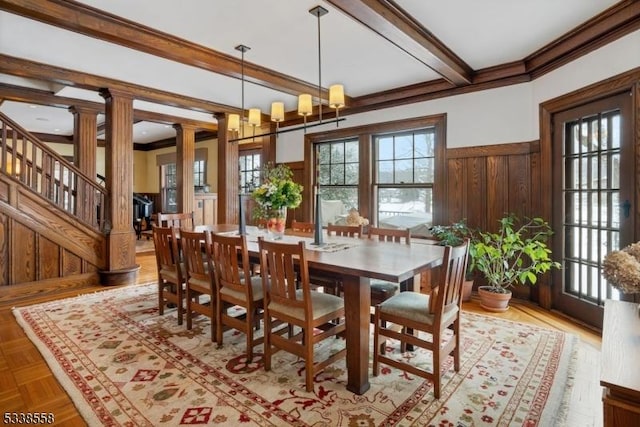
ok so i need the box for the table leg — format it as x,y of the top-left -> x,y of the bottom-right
342,274 -> 371,395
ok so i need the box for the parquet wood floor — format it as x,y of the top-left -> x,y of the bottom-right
0,252 -> 602,425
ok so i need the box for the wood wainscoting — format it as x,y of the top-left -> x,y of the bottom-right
445,140 -> 542,302
0,174 -> 107,306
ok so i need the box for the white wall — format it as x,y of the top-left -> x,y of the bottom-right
276,29 -> 640,163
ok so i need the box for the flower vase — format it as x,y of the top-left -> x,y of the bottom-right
266,207 -> 287,240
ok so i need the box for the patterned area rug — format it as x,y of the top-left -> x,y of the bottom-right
14,284 -> 577,426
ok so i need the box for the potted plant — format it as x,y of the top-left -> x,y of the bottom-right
472,214 -> 560,312
252,163 -> 302,239
429,219 -> 477,301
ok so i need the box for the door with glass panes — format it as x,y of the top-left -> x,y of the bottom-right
551,92 -> 634,328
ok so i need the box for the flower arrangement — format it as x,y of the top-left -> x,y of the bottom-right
251,163 -> 303,223
602,242 -> 640,294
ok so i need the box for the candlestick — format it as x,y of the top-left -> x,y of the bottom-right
238,193 -> 246,236
313,189 -> 324,246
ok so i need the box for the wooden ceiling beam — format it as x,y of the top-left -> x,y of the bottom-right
0,83 -> 217,131
0,54 -> 232,115
327,0 -> 473,85
0,0 -> 336,100
524,0 -> 640,78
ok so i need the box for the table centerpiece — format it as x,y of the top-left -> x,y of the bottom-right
251,163 -> 302,239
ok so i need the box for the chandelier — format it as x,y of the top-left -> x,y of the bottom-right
228,5 -> 345,143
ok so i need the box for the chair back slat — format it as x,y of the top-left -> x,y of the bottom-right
258,238 -> 309,313
327,223 -> 363,238
368,226 -> 411,244
291,220 -> 315,233
157,211 -> 195,230
210,233 -> 253,299
434,238 -> 470,315
152,225 -> 181,272
180,230 -> 212,283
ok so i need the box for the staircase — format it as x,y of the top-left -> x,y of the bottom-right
0,112 -> 108,304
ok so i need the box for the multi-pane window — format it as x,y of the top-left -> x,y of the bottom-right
162,163 -> 177,213
194,160 -> 205,187
316,139 -> 359,225
239,151 -> 261,194
374,128 -> 435,233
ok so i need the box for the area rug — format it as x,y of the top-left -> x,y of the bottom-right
13,283 -> 577,426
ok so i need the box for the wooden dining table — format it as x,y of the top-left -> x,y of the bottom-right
197,224 -> 445,395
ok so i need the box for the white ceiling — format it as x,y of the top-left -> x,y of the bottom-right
0,0 -> 620,143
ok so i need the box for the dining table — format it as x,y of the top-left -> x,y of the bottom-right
197,224 -> 445,395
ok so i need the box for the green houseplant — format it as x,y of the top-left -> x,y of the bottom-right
472,214 -> 560,312
429,219 -> 477,301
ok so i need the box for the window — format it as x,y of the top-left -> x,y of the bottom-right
374,129 -> 435,231
194,160 -> 205,187
307,114 -> 445,235
162,163 -> 177,213
156,148 -> 208,213
317,139 -> 359,225
239,151 -> 261,194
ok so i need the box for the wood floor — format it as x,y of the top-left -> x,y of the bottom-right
0,250 -> 602,426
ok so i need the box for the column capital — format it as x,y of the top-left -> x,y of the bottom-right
68,105 -> 102,115
173,123 -> 198,132
99,88 -> 133,101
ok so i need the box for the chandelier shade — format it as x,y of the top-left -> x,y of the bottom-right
228,113 -> 240,132
228,4 -> 345,143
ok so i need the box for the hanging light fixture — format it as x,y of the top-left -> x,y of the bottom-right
227,44 -> 249,136
228,5 -> 345,143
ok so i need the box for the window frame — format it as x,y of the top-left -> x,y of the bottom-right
303,114 -> 446,227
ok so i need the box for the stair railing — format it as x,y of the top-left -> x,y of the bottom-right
0,112 -> 107,231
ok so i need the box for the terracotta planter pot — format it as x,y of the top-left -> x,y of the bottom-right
478,286 -> 512,312
461,279 -> 473,302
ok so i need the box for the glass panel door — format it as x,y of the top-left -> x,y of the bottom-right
552,92 -> 633,328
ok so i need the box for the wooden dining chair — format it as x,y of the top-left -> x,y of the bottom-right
326,223 -> 363,238
258,237 -> 346,392
210,232 -> 265,362
152,225 -> 185,325
372,238 -> 469,399
291,220 -> 315,233
368,227 -> 412,311
180,229 -> 217,340
157,211 -> 195,230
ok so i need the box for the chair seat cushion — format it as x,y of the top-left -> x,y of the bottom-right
379,291 -> 458,326
370,280 -> 399,305
220,275 -> 264,302
160,262 -> 186,282
269,289 -> 344,322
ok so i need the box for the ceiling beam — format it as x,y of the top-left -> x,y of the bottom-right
0,83 -> 217,131
327,0 -> 473,85
0,0 -> 342,101
0,54 -> 232,115
524,0 -> 640,78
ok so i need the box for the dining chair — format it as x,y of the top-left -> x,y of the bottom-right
372,238 -> 469,399
210,232 -> 265,362
157,211 -> 195,230
326,223 -> 363,238
180,229 -> 217,340
152,224 -> 185,325
291,220 -> 315,233
367,227 -> 412,312
258,237 -> 346,392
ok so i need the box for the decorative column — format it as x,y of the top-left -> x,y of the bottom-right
69,105 -> 99,224
174,123 -> 196,215
215,113 -> 238,224
98,88 -> 138,285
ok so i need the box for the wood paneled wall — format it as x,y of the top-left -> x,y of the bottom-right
445,140 -> 542,301
0,174 -> 106,305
